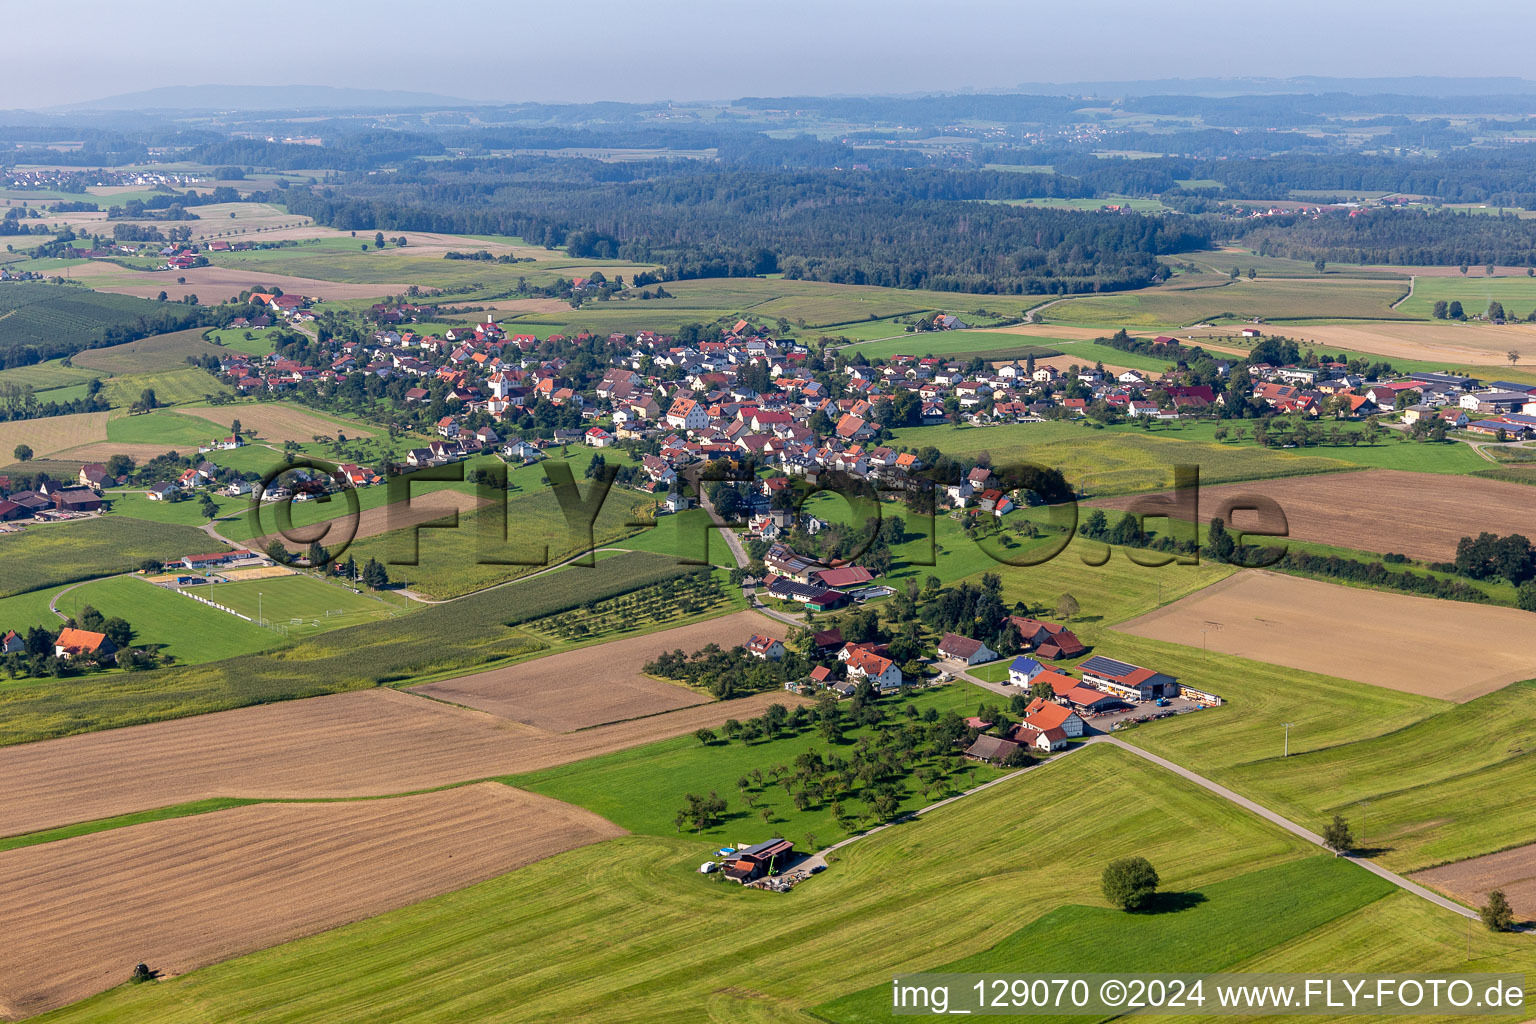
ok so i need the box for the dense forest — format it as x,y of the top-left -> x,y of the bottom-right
1239,208 -> 1536,266
274,163 -> 1209,294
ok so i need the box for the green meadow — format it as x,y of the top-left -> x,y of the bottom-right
36,744 -> 1531,1024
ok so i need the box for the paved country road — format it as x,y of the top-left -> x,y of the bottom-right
1096,736 -> 1489,924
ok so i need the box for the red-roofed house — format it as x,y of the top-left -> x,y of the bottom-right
1019,697 -> 1084,738
844,648 -> 903,692
54,627 -> 117,661
745,634 -> 786,661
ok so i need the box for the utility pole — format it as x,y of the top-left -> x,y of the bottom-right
258,591 -> 262,627
1359,799 -> 1369,849
1282,722 -> 1295,757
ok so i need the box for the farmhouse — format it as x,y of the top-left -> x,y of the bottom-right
54,627 -> 117,662
78,464 -> 113,491
1,629 -> 23,654
936,632 -> 997,666
1018,698 -> 1084,739
1007,616 -> 1086,659
844,648 -> 903,692
722,838 -> 795,883
1012,723 -> 1071,753
1007,656 -> 1044,686
1079,655 -> 1179,701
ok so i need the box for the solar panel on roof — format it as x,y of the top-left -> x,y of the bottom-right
1080,655 -> 1138,676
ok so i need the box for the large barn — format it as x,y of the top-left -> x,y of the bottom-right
1078,656 -> 1179,701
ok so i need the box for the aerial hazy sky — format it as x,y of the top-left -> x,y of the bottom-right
11,0 -> 1536,110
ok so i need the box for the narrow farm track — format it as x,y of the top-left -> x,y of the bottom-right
1099,736 -> 1500,925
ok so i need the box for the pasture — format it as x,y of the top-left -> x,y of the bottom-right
820,856 -> 1394,1022
408,609 -> 779,730
70,328 -> 228,374
0,517 -> 211,599
36,744 -> 1527,1024
0,784 -> 624,1018
1118,570 -> 1536,700
1041,276 -> 1413,328
1093,467 -> 1536,562
1400,273 -> 1536,320
198,574 -> 402,636
102,409 -> 218,447
98,366 -> 230,408
0,359 -> 101,392
884,421 -> 1357,495
0,687 -> 805,834
1190,680 -> 1536,872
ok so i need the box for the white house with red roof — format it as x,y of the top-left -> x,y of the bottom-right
745,634 -> 786,661
844,647 -> 903,692
1020,697 -> 1084,738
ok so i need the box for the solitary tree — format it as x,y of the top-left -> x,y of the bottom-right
1101,856 -> 1160,911
1322,813 -> 1355,855
12,443 -> 32,463
1480,889 -> 1515,932
1509,350 -> 1522,366
1055,592 -> 1081,621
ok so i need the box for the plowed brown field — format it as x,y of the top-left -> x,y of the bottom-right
0,688 -> 808,834
1414,842 -> 1536,923
1094,469 -> 1536,562
65,262 -> 407,302
1118,571 -> 1536,700
410,609 -> 781,730
0,784 -> 623,1019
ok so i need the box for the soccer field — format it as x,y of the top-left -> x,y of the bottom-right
202,575 -> 405,637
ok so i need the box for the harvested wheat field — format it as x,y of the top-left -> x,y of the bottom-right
0,784 -> 623,1019
1094,468 -> 1536,563
1119,571 -> 1536,701
410,609 -> 781,730
0,411 -> 110,460
53,441 -> 200,464
1413,843 -> 1536,923
178,403 -> 374,441
65,261 -> 408,302
0,688 -> 808,834
1190,321 -> 1536,366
